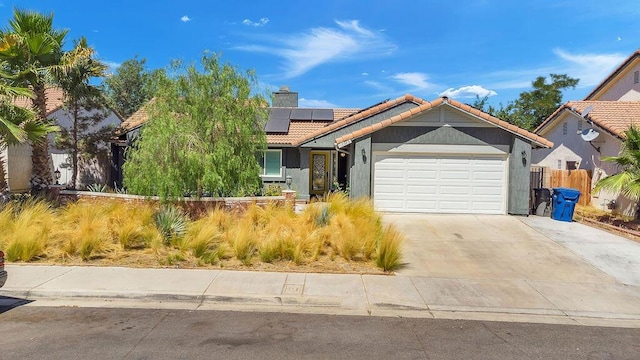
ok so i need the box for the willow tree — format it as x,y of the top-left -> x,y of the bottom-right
123,54 -> 268,198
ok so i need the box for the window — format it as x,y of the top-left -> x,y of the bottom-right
566,161 -> 577,170
557,159 -> 562,169
577,120 -> 583,131
261,150 -> 282,177
562,122 -> 568,135
635,71 -> 639,84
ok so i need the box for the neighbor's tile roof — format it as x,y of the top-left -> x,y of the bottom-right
584,49 -> 640,100
116,101 -> 153,135
299,94 -> 553,148
535,101 -> 640,139
12,87 -> 65,115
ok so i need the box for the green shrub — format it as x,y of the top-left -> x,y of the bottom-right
263,184 -> 282,196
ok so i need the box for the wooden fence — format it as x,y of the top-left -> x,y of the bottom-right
549,169 -> 592,206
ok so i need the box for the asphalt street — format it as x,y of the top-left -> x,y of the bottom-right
1,305 -> 639,360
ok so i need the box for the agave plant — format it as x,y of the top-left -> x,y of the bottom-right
154,206 -> 187,245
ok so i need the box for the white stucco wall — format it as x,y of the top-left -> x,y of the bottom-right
532,110 -> 636,216
592,62 -> 640,101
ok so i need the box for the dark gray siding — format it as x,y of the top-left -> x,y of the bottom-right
372,126 -> 512,146
349,136 -> 371,198
261,147 -> 309,199
508,137 -> 532,215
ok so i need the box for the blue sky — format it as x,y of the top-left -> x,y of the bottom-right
0,0 -> 638,109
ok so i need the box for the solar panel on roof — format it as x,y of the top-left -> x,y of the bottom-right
269,108 -> 291,119
312,109 -> 334,121
265,117 -> 290,133
290,108 -> 312,120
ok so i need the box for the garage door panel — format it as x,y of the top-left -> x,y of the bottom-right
406,185 -> 437,195
406,201 -> 437,211
373,154 -> 506,214
473,187 -> 503,196
407,169 -> 437,179
440,171 -> 471,180
439,186 -> 471,195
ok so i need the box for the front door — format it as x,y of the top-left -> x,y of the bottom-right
309,150 -> 330,196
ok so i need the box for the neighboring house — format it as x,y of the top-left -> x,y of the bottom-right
532,49 -> 640,216
0,87 -> 123,191
114,87 -> 552,215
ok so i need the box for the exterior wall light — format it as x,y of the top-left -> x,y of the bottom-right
54,168 -> 61,185
285,175 -> 292,190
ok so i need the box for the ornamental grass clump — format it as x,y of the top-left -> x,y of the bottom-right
55,201 -> 114,260
2,200 -> 54,262
108,202 -> 160,250
183,212 -> 226,263
376,225 -> 404,272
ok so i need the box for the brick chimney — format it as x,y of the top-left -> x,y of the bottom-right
272,86 -> 298,107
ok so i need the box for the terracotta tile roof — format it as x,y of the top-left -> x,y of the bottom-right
333,108 -> 360,121
326,95 -> 553,148
12,87 -> 65,115
115,100 -> 153,135
584,49 -> 640,100
535,101 -> 640,139
266,121 -> 330,145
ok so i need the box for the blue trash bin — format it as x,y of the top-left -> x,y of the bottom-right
551,188 -> 581,222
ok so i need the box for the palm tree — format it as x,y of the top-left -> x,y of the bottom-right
0,8 -> 68,192
55,37 -> 107,189
0,80 -> 58,194
594,126 -> 640,202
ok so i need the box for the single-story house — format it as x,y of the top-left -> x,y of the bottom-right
532,49 -> 640,216
1,87 -> 123,191
114,88 -> 552,215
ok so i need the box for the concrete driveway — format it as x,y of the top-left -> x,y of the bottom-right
382,214 -> 640,321
385,214 -> 616,283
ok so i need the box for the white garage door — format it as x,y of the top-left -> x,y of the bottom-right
373,154 -> 507,214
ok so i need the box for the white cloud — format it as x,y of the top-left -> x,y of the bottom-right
235,19 -> 396,78
483,49 -> 626,92
299,98 -> 338,108
243,17 -> 269,27
102,60 -> 121,75
181,15 -> 191,22
439,85 -> 497,99
553,48 -> 626,87
361,72 -> 369,76
392,72 -> 431,89
364,80 -> 393,93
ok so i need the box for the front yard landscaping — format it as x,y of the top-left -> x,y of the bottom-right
0,193 -> 403,273
574,205 -> 640,242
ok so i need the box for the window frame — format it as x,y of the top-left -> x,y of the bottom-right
260,149 -> 283,178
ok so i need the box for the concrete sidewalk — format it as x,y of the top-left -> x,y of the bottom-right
2,216 -> 640,328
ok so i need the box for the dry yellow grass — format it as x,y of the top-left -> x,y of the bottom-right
0,195 -> 403,272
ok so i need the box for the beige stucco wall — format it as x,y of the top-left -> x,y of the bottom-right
532,111 -> 636,216
592,62 -> 640,101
